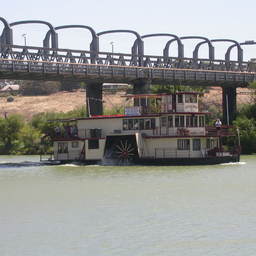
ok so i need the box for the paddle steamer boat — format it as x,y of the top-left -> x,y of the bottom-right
47,91 -> 240,165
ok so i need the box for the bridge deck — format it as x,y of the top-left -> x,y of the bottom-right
1,44 -> 256,86
0,58 -> 255,86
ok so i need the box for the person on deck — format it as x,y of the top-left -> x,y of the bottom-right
215,119 -> 222,129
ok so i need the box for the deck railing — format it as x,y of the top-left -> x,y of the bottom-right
205,126 -> 235,136
151,147 -> 237,159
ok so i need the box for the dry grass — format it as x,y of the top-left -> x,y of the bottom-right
0,90 -> 126,119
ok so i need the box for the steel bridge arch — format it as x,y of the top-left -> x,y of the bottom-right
97,30 -> 144,65
132,33 -> 184,59
10,20 -> 58,48
194,39 -> 243,64
164,36 -> 215,61
0,17 -> 13,45
43,25 -> 99,61
43,25 -> 98,50
225,41 -> 256,63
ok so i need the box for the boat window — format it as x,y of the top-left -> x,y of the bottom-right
185,94 -> 197,103
151,119 -> 156,129
71,141 -> 79,148
192,116 -> 198,127
88,139 -> 99,149
177,94 -> 183,103
123,119 -> 128,130
193,139 -> 201,151
175,115 -> 185,127
134,119 -> 139,130
123,118 -> 156,130
145,119 -> 151,129
128,119 -> 133,130
58,142 -> 68,153
186,116 -> 190,127
123,118 -> 155,130
90,129 -> 102,138
160,117 -> 167,127
168,116 -> 173,127
180,116 -> 184,127
199,116 -> 205,127
139,119 -> 144,130
177,139 -> 190,150
175,116 -> 179,127
185,115 -> 199,127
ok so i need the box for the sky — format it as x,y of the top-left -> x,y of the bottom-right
1,0 -> 256,61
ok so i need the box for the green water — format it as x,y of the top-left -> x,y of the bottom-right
0,155 -> 255,256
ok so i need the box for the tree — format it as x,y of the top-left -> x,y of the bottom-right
233,117 -> 256,154
0,115 -> 24,154
18,125 -> 42,154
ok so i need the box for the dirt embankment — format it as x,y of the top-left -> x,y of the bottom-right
0,90 -> 126,119
0,88 -> 253,120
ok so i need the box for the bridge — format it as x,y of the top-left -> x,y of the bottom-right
1,17 -> 256,123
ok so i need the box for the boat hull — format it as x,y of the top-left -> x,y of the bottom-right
43,155 -> 240,166
133,155 -> 240,165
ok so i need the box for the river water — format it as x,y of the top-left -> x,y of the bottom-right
0,155 -> 255,256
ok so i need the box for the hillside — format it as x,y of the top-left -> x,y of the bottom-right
0,88 -> 253,119
0,90 -> 126,119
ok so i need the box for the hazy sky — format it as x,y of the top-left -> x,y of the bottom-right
1,0 -> 256,60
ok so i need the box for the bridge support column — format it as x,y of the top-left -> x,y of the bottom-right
222,86 -> 237,125
86,82 -> 103,116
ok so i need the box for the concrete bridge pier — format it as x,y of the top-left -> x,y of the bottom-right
132,79 -> 151,106
86,82 -> 103,116
222,86 -> 237,125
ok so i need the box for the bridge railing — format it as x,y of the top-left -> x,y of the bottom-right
0,44 -> 253,73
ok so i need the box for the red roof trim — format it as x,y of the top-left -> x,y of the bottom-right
91,114 -> 125,118
75,112 -> 208,121
50,112 -> 209,122
53,137 -> 84,141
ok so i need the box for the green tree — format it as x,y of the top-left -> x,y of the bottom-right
233,117 -> 256,154
18,125 -> 42,154
0,115 -> 24,154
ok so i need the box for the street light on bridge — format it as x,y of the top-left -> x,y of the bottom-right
110,41 -> 114,56
22,33 -> 27,46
